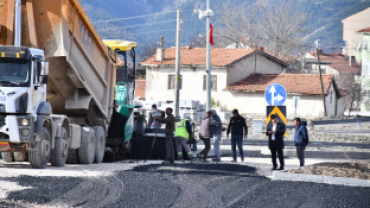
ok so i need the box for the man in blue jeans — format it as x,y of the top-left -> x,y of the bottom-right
294,118 -> 309,167
226,109 -> 248,162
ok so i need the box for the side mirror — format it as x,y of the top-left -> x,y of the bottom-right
41,62 -> 49,76
37,61 -> 42,83
40,75 -> 48,84
39,62 -> 49,84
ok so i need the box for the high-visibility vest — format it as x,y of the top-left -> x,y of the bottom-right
174,119 -> 190,139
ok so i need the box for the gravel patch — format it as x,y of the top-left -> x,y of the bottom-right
288,161 -> 370,180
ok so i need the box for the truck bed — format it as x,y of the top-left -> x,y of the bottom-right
0,0 -> 116,124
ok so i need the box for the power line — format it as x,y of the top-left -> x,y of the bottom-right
136,29 -> 177,35
96,19 -> 193,31
92,10 -> 194,24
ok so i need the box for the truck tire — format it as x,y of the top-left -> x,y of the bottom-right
93,126 -> 105,163
66,149 -> 79,164
50,128 -> 69,166
14,152 -> 28,162
78,127 -> 96,164
29,127 -> 51,169
1,152 -> 14,163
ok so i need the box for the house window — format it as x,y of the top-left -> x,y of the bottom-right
203,75 -> 217,91
168,74 -> 182,89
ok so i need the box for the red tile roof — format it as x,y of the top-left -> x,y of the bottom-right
135,80 -> 146,100
141,47 -> 257,67
226,73 -> 334,95
358,27 -> 370,33
309,52 -> 361,75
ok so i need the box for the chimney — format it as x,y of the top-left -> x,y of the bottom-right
156,36 -> 165,62
349,56 -> 356,67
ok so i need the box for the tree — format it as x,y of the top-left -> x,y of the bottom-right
215,2 -> 261,48
214,0 -> 309,57
259,0 -> 309,57
190,34 -> 207,48
337,74 -> 365,116
137,41 -> 157,62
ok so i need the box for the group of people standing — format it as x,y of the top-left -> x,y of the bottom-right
150,104 -> 249,164
149,104 -> 309,168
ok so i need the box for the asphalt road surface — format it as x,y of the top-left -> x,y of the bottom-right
1,162 -> 369,208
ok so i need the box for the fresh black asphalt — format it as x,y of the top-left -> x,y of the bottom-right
1,163 -> 370,208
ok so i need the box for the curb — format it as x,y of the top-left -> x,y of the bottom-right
272,171 -> 370,187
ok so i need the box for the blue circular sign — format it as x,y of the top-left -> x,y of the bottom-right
265,83 -> 287,106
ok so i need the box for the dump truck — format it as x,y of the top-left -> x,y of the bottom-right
0,0 -> 141,168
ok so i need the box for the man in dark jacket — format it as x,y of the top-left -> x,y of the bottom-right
227,109 -> 248,162
294,118 -> 309,167
155,107 -> 175,164
266,114 -> 285,170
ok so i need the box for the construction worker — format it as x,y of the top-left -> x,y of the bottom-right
173,116 -> 197,162
155,107 -> 175,165
148,104 -> 162,129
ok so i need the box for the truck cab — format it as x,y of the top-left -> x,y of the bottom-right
0,46 -> 48,147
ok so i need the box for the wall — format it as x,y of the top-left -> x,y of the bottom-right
145,66 -> 228,103
222,93 -> 330,119
227,53 -> 285,85
362,34 -> 370,113
304,53 -> 340,75
145,64 -> 343,119
325,83 -> 345,116
342,8 -> 370,57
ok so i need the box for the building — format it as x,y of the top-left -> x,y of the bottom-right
357,27 -> 370,113
141,47 -> 343,119
134,80 -> 146,100
302,51 -> 361,77
342,7 -> 370,57
225,73 -> 344,119
141,46 -> 288,106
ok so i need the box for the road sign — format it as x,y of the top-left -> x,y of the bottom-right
265,83 -> 287,106
266,106 -> 287,138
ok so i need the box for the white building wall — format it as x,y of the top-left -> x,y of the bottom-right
223,93 -> 327,119
227,53 -> 285,85
145,66 -> 229,103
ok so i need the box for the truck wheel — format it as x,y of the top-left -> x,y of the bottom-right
29,127 -> 51,169
50,128 -> 69,166
93,126 -> 105,163
66,149 -> 79,164
14,152 -> 28,162
78,127 -> 96,164
1,152 -> 14,163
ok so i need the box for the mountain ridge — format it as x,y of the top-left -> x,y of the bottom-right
79,0 -> 370,55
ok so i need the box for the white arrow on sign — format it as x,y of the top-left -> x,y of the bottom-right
269,86 -> 284,105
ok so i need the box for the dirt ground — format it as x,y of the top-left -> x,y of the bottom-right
288,161 -> 370,180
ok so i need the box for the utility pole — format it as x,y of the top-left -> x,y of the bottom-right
199,0 -> 214,111
174,10 -> 183,121
316,40 -> 327,117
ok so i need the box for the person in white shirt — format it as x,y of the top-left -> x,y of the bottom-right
266,114 -> 285,170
